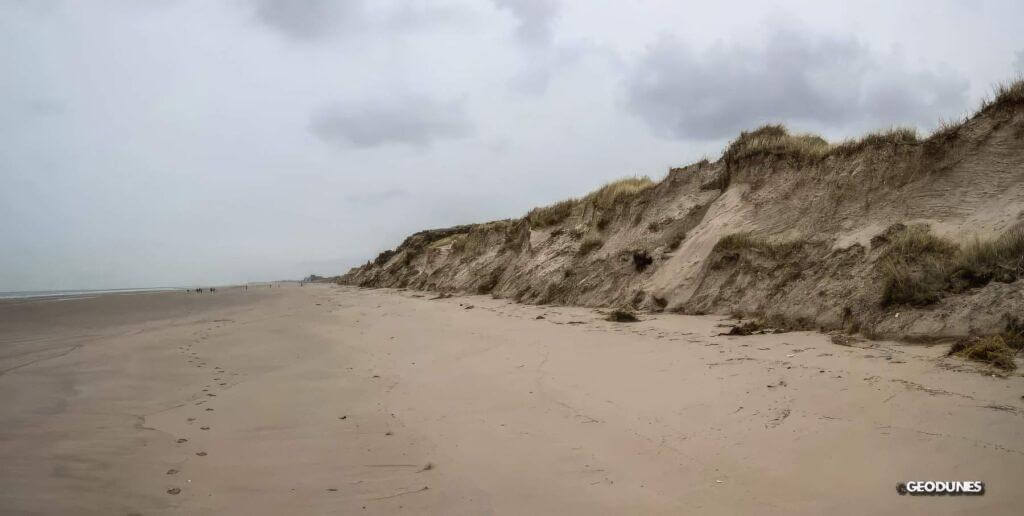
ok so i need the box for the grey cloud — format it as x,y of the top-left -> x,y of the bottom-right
344,188 -> 409,204
507,43 -> 592,95
251,0 -> 364,40
3,0 -> 63,15
496,1 -> 606,97
493,0 -> 559,46
626,23 -> 970,140
250,0 -> 462,40
387,3 -> 469,30
26,98 -> 67,116
309,97 -> 473,148
5,0 -> 183,16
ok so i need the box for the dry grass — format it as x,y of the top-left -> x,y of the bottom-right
450,235 -> 467,252
948,335 -> 1017,371
427,233 -> 467,249
880,260 -> 950,307
887,225 -> 959,256
723,124 -> 926,165
526,198 -> 578,228
954,229 -> 1024,285
407,220 -> 514,258
978,77 -> 1024,115
578,235 -> 604,255
721,79 -> 1024,167
880,226 -> 1024,307
880,226 -> 960,306
1004,316 -> 1024,350
526,177 -> 654,228
582,176 -> 654,209
723,125 -> 830,163
715,232 -> 805,260
931,116 -> 969,140
372,249 -> 397,266
830,127 -> 919,157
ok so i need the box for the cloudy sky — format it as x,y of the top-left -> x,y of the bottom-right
2,0 -> 1022,291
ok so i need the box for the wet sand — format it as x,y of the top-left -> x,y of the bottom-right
1,284 -> 1022,514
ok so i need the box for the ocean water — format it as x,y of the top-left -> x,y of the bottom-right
0,287 -> 183,300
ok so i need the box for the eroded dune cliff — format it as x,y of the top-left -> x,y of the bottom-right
342,81 -> 1024,340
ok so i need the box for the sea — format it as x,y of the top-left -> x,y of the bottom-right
0,287 -> 184,300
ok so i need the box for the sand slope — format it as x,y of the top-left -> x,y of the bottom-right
0,284 -> 1022,514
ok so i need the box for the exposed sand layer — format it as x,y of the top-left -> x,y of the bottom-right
1,284 -> 1022,514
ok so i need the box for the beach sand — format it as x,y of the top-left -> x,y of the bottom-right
1,284 -> 1021,514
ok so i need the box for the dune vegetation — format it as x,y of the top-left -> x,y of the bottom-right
714,232 -> 807,260
526,176 -> 654,228
881,226 -> 1024,307
949,335 -> 1018,371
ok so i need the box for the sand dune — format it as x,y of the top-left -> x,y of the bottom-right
341,92 -> 1024,341
1,284 -> 1021,514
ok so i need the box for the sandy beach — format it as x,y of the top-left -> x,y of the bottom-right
1,284 -> 1022,514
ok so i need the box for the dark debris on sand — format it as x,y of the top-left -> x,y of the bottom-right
718,320 -> 785,336
606,309 -> 639,323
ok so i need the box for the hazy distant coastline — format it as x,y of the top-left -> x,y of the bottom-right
0,282 -> 306,301
0,287 -> 184,301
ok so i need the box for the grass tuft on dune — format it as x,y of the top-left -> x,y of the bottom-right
881,226 -> 1024,307
527,177 -> 654,228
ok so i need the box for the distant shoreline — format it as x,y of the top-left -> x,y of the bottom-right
0,287 -> 185,301
0,282 -> 304,301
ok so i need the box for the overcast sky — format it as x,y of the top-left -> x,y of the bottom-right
2,0 -> 1022,291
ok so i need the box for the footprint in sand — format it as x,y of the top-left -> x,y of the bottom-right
200,426 -> 210,430
167,488 -> 181,495
167,469 -> 179,475
196,451 -> 207,456
176,438 -> 188,443
205,408 -> 214,411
